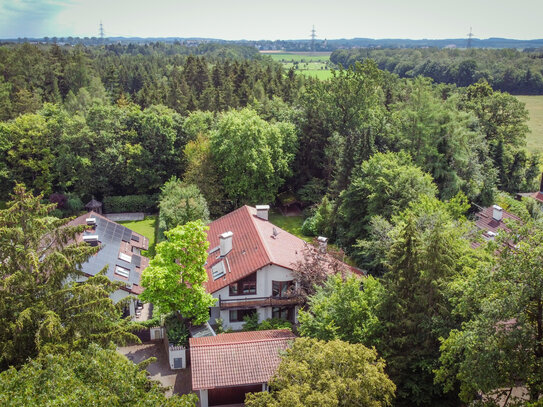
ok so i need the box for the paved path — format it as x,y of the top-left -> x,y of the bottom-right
118,342 -> 194,398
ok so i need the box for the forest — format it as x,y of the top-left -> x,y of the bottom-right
1,41 -> 543,406
331,47 -> 543,94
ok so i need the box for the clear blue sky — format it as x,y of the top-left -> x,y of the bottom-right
1,0 -> 542,40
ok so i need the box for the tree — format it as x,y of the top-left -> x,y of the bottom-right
0,344 -> 197,406
436,220 -> 543,404
290,242 -> 350,299
371,195 -> 476,406
210,108 -> 297,206
0,185 -> 138,370
158,177 -> 210,232
338,151 -> 437,249
298,274 -> 383,344
140,220 -> 216,324
245,338 -> 395,407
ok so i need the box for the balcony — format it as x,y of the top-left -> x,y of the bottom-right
218,294 -> 302,310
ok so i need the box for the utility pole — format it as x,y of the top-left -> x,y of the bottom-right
467,26 -> 474,49
310,25 -> 316,53
99,21 -> 105,42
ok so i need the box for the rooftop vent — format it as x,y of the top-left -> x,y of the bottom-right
492,205 -> 503,222
86,217 -> 96,226
256,205 -> 270,221
83,234 -> 99,246
485,231 -> 497,240
219,231 -> 233,256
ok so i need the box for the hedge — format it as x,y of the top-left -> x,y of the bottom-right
103,194 -> 158,213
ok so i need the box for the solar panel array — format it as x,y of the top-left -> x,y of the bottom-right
81,217 -> 144,288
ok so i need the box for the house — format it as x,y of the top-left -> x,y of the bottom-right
516,173 -> 543,206
473,204 -> 522,247
190,329 -> 296,407
67,211 -> 149,317
204,205 -> 349,330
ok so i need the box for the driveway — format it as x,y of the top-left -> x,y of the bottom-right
118,342 -> 194,398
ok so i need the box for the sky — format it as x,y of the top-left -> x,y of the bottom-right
0,0 -> 542,40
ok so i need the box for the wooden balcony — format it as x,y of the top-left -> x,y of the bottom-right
218,295 -> 303,310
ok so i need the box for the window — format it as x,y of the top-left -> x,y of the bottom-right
272,306 -> 294,321
229,273 -> 257,296
229,308 -> 257,322
272,280 -> 294,298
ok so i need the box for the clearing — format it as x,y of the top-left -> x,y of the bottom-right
517,95 -> 543,153
261,51 -> 333,80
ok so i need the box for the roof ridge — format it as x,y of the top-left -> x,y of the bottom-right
246,206 -> 274,264
190,334 -> 295,348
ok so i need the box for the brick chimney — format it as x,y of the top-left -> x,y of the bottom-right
219,231 -> 233,256
256,205 -> 270,221
492,205 -> 503,222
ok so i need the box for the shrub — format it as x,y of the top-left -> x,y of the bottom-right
49,193 -> 68,209
164,313 -> 189,347
103,194 -> 158,213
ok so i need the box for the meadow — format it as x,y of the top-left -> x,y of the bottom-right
261,51 -> 333,80
517,95 -> 543,153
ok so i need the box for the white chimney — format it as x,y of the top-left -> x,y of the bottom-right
256,205 -> 270,221
219,231 -> 233,256
492,205 -> 503,222
317,236 -> 328,253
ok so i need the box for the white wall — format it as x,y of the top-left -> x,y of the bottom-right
211,264 -> 296,330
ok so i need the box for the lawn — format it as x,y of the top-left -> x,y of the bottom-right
268,210 -> 312,243
119,215 -> 157,257
261,51 -> 333,80
517,95 -> 543,153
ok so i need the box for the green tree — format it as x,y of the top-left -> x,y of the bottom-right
0,344 -> 197,406
436,220 -> 543,404
140,220 -> 216,324
245,338 -> 395,407
210,108 -> 297,205
338,151 -> 437,249
0,185 -> 138,370
298,274 -> 383,344
158,177 -> 210,232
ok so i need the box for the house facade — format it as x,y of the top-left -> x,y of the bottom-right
205,205 -> 306,330
68,211 -> 149,317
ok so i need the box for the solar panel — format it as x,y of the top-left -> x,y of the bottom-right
122,229 -> 132,242
131,235 -> 140,242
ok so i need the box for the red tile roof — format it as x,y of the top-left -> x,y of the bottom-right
475,206 -> 521,235
204,206 -> 310,293
190,329 -> 295,390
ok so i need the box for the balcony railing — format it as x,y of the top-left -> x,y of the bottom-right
218,294 -> 303,309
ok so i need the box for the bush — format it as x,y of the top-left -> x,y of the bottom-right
103,194 -> 158,213
242,314 -> 293,332
164,313 -> 189,347
49,193 -> 68,209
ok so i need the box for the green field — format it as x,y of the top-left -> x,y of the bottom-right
261,51 -> 333,80
119,215 -> 157,257
517,95 -> 543,153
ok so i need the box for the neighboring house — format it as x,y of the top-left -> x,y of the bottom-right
68,211 -> 149,317
205,205 -> 342,330
190,329 -> 295,407
516,174 -> 543,206
473,204 -> 522,248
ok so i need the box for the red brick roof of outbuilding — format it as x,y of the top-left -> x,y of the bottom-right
190,329 -> 295,390
204,206 -> 309,293
475,206 -> 522,235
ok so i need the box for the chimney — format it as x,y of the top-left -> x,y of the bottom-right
219,231 -> 233,256
317,236 -> 328,253
256,205 -> 270,221
492,205 -> 503,222
540,172 -> 543,193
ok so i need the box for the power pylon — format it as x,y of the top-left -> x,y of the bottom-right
310,25 -> 316,53
467,26 -> 474,49
99,21 -> 105,42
